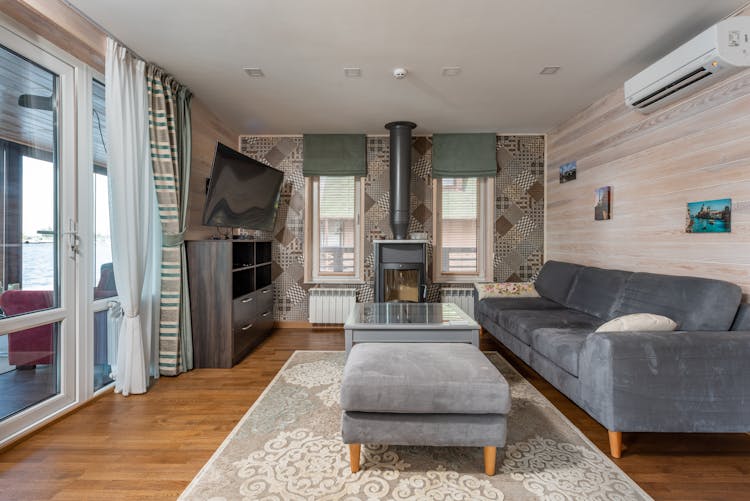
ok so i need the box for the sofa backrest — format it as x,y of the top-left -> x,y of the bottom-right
731,303 -> 750,331
534,261 -> 582,305
566,266 -> 632,320
612,272 -> 742,331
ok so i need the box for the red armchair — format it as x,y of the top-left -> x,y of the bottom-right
0,290 -> 54,367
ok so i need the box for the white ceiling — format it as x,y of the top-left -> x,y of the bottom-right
69,0 -> 748,135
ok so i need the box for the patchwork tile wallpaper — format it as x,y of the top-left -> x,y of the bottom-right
239,135 -> 545,321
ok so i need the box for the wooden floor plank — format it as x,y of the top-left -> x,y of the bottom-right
0,328 -> 749,500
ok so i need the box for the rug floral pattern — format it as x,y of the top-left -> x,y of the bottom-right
180,351 -> 651,500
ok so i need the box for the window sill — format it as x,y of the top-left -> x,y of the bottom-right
433,277 -> 486,285
304,279 -> 366,286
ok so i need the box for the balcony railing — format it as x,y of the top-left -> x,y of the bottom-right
320,246 -> 355,274
442,247 -> 477,273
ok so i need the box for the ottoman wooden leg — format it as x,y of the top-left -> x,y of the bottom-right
608,431 -> 623,458
349,444 -> 361,473
483,446 -> 496,476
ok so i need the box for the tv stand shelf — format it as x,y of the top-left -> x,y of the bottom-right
187,239 -> 274,368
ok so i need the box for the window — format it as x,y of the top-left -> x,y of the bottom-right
433,177 -> 494,282
91,79 -> 115,391
92,79 -> 116,301
305,176 -> 363,282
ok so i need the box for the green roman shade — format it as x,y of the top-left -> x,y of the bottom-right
303,134 -> 367,177
432,133 -> 497,178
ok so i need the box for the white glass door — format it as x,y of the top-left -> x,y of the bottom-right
0,24 -> 77,446
89,77 -> 117,393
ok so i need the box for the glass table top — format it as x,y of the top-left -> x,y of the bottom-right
345,302 -> 477,328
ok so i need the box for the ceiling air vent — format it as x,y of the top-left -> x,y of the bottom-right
244,67 -> 264,78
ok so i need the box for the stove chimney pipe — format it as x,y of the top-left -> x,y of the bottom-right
385,121 -> 417,240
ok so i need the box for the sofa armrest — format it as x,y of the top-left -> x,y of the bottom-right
578,330 -> 750,433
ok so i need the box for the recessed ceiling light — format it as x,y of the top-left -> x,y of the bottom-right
540,66 -> 560,75
244,67 -> 265,78
441,66 -> 462,77
344,67 -> 362,78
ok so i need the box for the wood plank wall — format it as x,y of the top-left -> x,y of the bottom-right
185,98 -> 239,240
547,27 -> 750,299
0,1 -> 105,70
0,0 -> 240,243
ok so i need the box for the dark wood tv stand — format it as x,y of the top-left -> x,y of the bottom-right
187,239 -> 274,368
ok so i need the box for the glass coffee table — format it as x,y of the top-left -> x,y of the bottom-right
344,302 -> 480,357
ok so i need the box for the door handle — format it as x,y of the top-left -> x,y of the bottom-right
64,219 -> 80,258
241,323 -> 254,331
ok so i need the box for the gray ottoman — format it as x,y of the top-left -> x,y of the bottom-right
340,342 -> 510,475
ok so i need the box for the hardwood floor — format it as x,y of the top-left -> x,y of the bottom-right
1,328 -> 749,500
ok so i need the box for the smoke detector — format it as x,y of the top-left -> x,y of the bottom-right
393,68 -> 408,79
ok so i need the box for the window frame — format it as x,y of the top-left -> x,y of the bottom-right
432,176 -> 495,283
304,176 -> 365,284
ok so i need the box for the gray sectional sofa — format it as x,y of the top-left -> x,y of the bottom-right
475,260 -> 750,457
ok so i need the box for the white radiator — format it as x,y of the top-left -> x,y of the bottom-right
309,288 -> 357,324
440,288 -> 475,319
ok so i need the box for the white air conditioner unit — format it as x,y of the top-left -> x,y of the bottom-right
625,17 -> 750,113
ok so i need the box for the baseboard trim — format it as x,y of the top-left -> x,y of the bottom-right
273,320 -> 343,330
273,320 -> 311,328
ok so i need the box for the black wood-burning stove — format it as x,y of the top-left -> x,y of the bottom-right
374,240 -> 427,303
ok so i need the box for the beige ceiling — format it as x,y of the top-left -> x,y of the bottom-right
68,0 -> 748,135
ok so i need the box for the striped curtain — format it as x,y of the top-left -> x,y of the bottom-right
146,65 -> 193,376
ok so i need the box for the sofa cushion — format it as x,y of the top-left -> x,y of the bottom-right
340,343 -> 510,414
529,350 -> 582,405
566,266 -> 631,319
534,261 -> 583,305
613,272 -> 742,331
531,328 -> 591,377
731,304 -> 750,331
494,308 -> 602,345
476,297 -> 565,324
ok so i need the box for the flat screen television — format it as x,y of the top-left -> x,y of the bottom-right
202,142 -> 283,231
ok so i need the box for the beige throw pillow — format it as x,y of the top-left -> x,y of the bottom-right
474,282 -> 539,301
595,313 -> 677,333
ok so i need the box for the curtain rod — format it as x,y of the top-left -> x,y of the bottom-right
60,0 -> 148,63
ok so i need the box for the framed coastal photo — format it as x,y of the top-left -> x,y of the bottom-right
559,161 -> 576,183
686,198 -> 731,233
595,186 -> 611,220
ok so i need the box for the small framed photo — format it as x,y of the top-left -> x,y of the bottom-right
686,198 -> 731,233
595,186 -> 611,220
559,161 -> 576,183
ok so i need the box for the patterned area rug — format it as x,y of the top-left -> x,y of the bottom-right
180,351 -> 651,500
